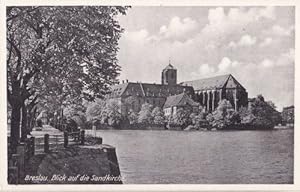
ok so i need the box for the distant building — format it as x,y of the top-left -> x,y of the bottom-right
163,92 -> 199,116
282,106 -> 294,125
109,63 -> 248,115
181,74 -> 248,112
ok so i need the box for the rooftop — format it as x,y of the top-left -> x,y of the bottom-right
181,74 -> 245,91
164,92 -> 199,108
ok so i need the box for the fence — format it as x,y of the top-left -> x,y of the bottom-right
43,130 -> 85,152
7,129 -> 86,184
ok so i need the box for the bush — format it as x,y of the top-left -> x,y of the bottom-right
240,95 -> 281,128
85,98 -> 122,128
208,99 -> 241,129
169,108 -> 191,129
128,109 -> 138,124
190,110 -> 208,129
151,107 -> 165,125
138,103 -> 153,124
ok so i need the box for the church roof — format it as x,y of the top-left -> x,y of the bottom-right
109,82 -> 194,98
163,93 -> 199,108
180,74 -> 245,91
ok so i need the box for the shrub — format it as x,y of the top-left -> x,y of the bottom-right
128,109 -> 138,124
138,103 -> 153,123
240,95 -> 281,128
208,99 -> 241,129
170,108 -> 191,128
151,107 -> 165,125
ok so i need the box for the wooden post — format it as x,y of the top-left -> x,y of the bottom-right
30,136 -> 35,156
64,132 -> 68,147
8,166 -> 18,184
95,137 -> 102,144
44,134 -> 49,153
10,154 -> 20,184
16,144 -> 25,183
80,130 -> 85,145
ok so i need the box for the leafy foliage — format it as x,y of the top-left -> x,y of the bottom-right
207,99 -> 240,129
190,110 -> 208,129
240,95 -> 281,128
85,98 -> 122,127
151,107 -> 165,125
170,108 -> 191,128
105,99 -> 122,127
85,99 -> 106,122
128,109 -> 138,124
7,6 -> 129,147
138,103 -> 153,123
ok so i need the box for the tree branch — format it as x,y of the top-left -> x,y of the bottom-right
6,6 -> 39,22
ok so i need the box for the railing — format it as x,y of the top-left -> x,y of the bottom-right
63,130 -> 85,147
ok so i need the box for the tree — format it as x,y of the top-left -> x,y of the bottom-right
241,95 -> 281,128
266,101 -> 277,110
190,109 -> 208,129
63,104 -> 86,128
124,96 -> 138,113
85,99 -> 106,122
104,99 -> 122,127
170,108 -> 191,128
128,109 -> 138,124
151,107 -> 165,125
138,103 -> 153,123
7,6 -> 129,152
208,99 -> 240,129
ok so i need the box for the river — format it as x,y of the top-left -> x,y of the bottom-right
92,128 -> 293,184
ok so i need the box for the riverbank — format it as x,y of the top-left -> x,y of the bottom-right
24,143 -> 122,184
20,125 -> 122,184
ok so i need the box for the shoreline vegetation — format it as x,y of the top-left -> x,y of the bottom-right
81,94 -> 289,132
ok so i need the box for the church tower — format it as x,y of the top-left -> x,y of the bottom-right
161,62 -> 177,86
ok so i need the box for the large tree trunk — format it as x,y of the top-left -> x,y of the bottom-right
10,104 -> 21,153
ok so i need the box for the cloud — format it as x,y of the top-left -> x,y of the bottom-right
260,49 -> 294,68
191,64 -> 215,78
259,37 -> 273,47
258,6 -> 276,20
159,16 -> 199,41
218,57 -> 240,72
228,34 -> 256,48
276,48 -> 295,66
123,29 -> 149,42
238,35 -> 257,46
261,59 -> 274,68
262,25 -> 295,37
202,7 -> 276,38
271,25 -> 294,36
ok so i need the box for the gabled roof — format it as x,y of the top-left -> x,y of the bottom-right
163,93 -> 199,109
109,82 -> 194,98
180,74 -> 245,91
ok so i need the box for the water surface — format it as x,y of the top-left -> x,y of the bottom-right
93,129 -> 293,184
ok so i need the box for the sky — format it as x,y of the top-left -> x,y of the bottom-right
116,6 -> 294,111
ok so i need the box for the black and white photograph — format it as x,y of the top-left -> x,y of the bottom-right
2,1 -> 298,190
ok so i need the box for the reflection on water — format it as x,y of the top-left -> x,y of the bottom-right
94,129 -> 293,184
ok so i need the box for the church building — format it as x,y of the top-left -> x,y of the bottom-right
181,74 -> 248,112
108,63 -> 248,115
